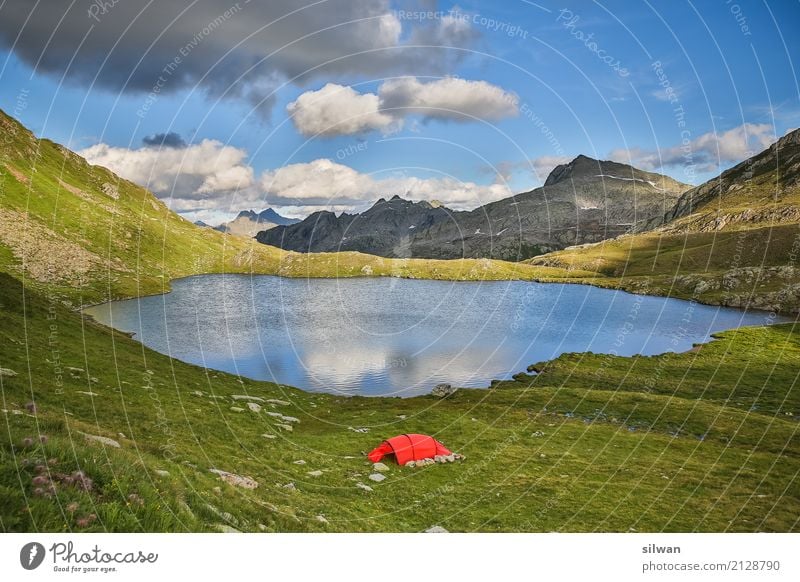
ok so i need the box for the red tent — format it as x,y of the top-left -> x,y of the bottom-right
367,434 -> 452,465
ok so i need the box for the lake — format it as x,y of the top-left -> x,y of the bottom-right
84,274 -> 779,397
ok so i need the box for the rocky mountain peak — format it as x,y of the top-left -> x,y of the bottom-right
544,155 -> 604,186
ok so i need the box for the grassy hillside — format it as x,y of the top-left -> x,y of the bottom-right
0,109 -> 581,306
530,129 -> 800,314
1,272 -> 797,532
0,111 -> 798,532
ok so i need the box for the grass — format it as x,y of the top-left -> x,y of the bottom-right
1,109 -> 798,532
1,272 -> 797,532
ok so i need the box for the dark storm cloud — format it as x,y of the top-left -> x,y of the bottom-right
142,132 -> 187,148
0,0 -> 480,117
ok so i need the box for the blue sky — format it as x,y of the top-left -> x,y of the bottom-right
1,0 -> 798,222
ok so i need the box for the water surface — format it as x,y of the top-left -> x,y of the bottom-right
85,275 -> 778,396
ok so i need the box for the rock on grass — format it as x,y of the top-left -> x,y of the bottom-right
209,469 -> 259,489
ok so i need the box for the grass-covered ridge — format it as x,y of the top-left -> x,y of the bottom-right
1,273 -> 797,532
0,109 -> 584,307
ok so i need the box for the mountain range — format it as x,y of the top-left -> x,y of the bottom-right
215,208 -> 300,238
257,155 -> 690,261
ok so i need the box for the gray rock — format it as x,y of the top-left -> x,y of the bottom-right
246,402 -> 262,413
316,515 -> 329,524
261,434 -> 277,439
431,383 -> 457,398
307,470 -> 323,477
266,399 -> 290,406
293,459 -> 306,465
425,525 -> 449,533
232,395 -> 265,402
80,432 -> 121,448
0,367 -> 17,377
229,406 -> 245,412
276,423 -> 293,432
372,462 -> 390,472
209,469 -> 259,489
368,473 -> 386,482
356,482 -> 373,492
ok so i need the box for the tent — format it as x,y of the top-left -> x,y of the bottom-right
367,433 -> 452,465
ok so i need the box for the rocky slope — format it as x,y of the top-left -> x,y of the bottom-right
216,208 -> 300,238
257,156 -> 689,260
530,129 -> 800,313
257,195 -> 461,256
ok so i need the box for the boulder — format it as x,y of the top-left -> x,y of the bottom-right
368,473 -> 386,482
431,383 -> 457,398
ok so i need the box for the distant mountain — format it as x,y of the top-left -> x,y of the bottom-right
216,208 -> 300,238
257,156 -> 689,260
530,128 -> 800,313
194,220 -> 212,228
257,195 -> 459,256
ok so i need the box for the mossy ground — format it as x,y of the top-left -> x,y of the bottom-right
1,273 -> 797,532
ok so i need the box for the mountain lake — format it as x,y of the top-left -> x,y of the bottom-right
84,274 -> 783,396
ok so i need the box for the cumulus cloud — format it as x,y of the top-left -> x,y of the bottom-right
609,123 -> 777,174
286,84 -> 397,137
260,159 -> 511,210
141,132 -> 187,148
78,140 -> 509,217
379,77 -> 518,121
287,77 -> 519,137
79,139 -> 255,208
0,1 -> 480,117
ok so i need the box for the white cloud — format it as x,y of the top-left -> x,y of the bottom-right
79,139 -> 255,205
79,140 -> 510,218
379,77 -> 519,121
260,159 -> 511,210
287,77 -> 519,137
609,123 -> 776,173
286,84 -> 397,137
